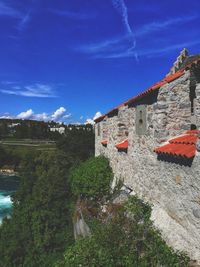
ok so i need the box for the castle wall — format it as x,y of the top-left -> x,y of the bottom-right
95,70 -> 200,262
153,70 -> 191,142
195,83 -> 200,128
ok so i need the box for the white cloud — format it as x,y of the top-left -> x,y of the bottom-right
85,111 -> 102,125
63,113 -> 72,119
138,40 -> 200,58
0,83 -> 57,98
0,115 -> 12,119
34,113 -> 49,121
85,118 -> 94,125
51,107 -> 66,121
93,111 -> 102,120
136,15 -> 198,37
17,12 -> 31,32
0,2 -> 20,18
112,0 -> 135,40
6,106 -> 70,122
75,14 -> 198,60
17,109 -> 34,120
74,0 -> 138,60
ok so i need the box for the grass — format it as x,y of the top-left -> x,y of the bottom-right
0,139 -> 56,151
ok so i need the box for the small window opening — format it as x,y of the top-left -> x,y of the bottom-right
191,100 -> 194,115
136,105 -> 147,135
190,85 -> 196,115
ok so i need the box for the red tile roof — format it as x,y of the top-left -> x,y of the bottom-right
95,115 -> 106,123
164,70 -> 184,83
154,143 -> 196,159
186,129 -> 199,135
101,140 -> 108,146
169,134 -> 198,145
125,70 -> 185,106
154,130 -> 199,159
115,139 -> 128,150
94,57 -> 200,123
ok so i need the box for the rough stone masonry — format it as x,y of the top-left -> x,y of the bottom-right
94,49 -> 200,263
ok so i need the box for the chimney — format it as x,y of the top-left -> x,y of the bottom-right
167,48 -> 189,76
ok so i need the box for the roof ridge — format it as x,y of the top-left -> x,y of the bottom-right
94,56 -> 200,123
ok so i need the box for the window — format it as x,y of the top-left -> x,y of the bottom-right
136,105 -> 147,135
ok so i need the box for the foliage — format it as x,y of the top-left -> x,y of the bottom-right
56,196 -> 189,267
57,124 -> 94,162
0,150 -> 74,267
0,119 -> 94,143
0,125 -> 95,267
0,146 -> 8,167
0,123 -> 190,267
69,156 -> 113,199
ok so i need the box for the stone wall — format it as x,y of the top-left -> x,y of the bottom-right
153,70 -> 191,143
195,83 -> 200,128
95,70 -> 200,263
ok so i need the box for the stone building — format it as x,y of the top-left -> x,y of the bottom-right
94,49 -> 200,263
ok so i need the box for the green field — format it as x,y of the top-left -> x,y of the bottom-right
0,139 -> 56,152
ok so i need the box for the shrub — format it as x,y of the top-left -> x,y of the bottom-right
69,156 -> 113,199
55,196 -> 189,267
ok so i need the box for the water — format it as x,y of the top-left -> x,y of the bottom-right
0,174 -> 20,224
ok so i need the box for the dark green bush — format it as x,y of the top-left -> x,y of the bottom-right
69,156 -> 113,199
55,196 -> 189,267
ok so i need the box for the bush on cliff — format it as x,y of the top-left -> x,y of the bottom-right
55,196 -> 189,267
69,156 -> 113,200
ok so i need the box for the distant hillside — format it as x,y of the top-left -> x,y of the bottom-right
0,119 -> 93,140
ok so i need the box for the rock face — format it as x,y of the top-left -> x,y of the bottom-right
73,208 -> 91,240
95,54 -> 200,263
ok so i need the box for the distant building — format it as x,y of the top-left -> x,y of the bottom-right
50,126 -> 65,134
8,123 -> 21,128
94,49 -> 200,263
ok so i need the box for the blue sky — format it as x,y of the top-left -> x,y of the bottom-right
0,0 -> 200,123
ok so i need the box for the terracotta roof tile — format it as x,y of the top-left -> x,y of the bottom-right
94,115 -> 106,123
186,129 -> 199,134
115,139 -> 128,150
164,70 -> 184,83
169,134 -> 198,145
101,140 -> 108,146
154,143 -> 196,159
154,130 -> 199,159
94,57 -> 199,123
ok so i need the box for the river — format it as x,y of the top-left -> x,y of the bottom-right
0,174 -> 20,224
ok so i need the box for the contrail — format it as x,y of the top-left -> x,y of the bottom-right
112,0 -> 132,35
111,0 -> 138,59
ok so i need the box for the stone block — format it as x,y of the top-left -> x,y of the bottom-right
193,209 -> 200,219
179,102 -> 191,109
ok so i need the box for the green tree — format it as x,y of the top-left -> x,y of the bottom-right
57,125 -> 94,162
0,150 -> 74,267
69,156 -> 113,200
